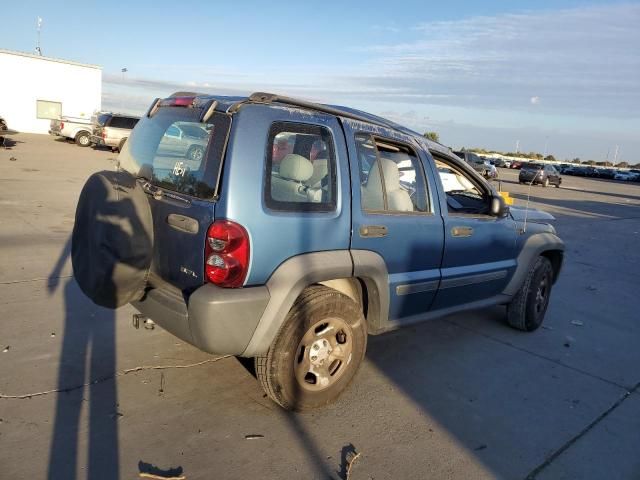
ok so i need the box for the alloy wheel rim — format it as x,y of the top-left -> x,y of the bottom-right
294,317 -> 353,392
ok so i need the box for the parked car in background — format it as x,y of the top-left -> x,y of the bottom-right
453,151 -> 488,177
510,160 -> 524,169
519,163 -> 562,187
484,160 -> 498,179
49,116 -> 94,147
90,113 -> 139,152
492,157 -> 511,168
71,91 -> 564,411
157,121 -> 210,162
598,168 -> 616,179
614,171 -> 639,181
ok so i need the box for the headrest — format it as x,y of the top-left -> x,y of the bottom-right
279,154 -> 313,182
367,158 -> 400,189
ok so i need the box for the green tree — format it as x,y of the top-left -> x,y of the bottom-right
572,158 -> 581,164
617,161 -> 629,168
423,131 -> 439,142
544,154 -> 556,162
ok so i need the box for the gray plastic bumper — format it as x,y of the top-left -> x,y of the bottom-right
132,283 -> 270,355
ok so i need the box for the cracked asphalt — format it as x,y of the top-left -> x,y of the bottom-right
1,134 -> 639,479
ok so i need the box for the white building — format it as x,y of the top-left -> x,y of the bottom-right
0,49 -> 101,134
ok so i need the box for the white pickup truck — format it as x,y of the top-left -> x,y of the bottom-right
49,116 -> 93,147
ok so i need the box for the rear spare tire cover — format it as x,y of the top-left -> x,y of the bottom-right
72,170 -> 153,309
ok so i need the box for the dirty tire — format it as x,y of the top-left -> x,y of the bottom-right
255,285 -> 367,411
75,131 -> 91,147
507,256 -> 553,332
543,177 -> 549,187
72,170 -> 153,308
555,181 -> 561,188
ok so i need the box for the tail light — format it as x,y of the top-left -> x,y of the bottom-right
102,131 -> 106,139
205,220 -> 250,287
60,121 -> 64,129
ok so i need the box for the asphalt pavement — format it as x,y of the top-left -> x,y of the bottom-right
1,134 -> 639,479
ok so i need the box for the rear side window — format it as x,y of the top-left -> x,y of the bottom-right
356,134 -> 428,213
118,107 -> 230,198
265,122 -> 337,212
110,116 -> 139,129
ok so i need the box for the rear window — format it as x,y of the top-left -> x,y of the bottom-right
96,114 -> 111,126
522,163 -> 543,170
109,116 -> 139,129
118,107 -> 230,199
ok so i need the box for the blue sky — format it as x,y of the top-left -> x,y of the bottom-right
2,0 -> 639,162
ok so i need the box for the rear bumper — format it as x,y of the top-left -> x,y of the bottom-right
131,283 -> 270,355
90,135 -> 105,146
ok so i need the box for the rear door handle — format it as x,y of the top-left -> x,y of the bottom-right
167,214 -> 199,234
360,225 -> 388,238
451,226 -> 474,237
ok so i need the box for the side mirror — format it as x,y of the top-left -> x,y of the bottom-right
490,194 -> 508,218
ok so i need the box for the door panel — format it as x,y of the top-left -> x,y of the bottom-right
426,151 -> 518,310
344,121 -> 444,324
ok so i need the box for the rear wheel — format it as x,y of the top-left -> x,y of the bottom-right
506,256 -> 554,332
187,145 -> 204,162
543,177 -> 549,187
255,285 -> 367,411
75,131 -> 91,147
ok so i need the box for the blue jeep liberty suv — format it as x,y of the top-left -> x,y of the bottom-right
72,92 -> 564,411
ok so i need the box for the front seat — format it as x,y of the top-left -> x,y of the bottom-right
362,158 -> 413,211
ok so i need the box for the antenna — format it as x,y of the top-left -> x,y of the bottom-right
521,164 -> 544,234
35,17 -> 43,56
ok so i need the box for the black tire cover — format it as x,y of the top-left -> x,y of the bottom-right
72,170 -> 153,309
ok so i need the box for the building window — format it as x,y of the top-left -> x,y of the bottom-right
36,100 -> 62,120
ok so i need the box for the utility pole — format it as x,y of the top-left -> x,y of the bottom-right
35,17 -> 43,56
613,145 -> 619,165
515,139 -> 520,154
121,68 -> 128,113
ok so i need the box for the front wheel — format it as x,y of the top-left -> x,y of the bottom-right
256,285 -> 367,411
506,256 -> 554,332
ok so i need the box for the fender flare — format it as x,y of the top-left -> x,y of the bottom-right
502,232 -> 564,297
241,250 -> 354,357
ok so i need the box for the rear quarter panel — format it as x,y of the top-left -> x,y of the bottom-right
216,104 -> 351,285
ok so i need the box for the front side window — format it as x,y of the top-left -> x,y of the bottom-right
119,107 -> 230,198
356,134 -> 428,213
433,153 -> 490,215
265,122 -> 336,212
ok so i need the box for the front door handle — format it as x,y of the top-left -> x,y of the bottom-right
451,226 -> 474,237
360,225 -> 388,238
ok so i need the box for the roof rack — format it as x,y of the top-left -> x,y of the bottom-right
229,92 -> 393,130
228,92 -> 451,151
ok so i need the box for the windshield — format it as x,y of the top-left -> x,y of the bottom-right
96,114 -> 111,126
118,107 -> 230,199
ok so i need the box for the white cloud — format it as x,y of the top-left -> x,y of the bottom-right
530,96 -> 540,105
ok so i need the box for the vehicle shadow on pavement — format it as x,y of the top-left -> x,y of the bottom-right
46,237 -> 120,479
